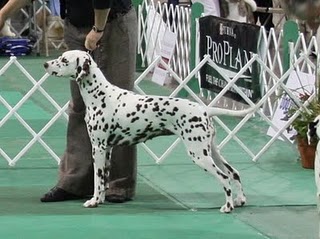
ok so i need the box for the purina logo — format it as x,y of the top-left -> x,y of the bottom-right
199,16 -> 261,103
219,23 -> 236,39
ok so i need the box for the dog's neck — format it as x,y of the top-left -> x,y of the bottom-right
76,67 -> 118,107
79,67 -> 111,88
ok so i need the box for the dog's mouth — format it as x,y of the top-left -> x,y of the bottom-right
45,69 -> 59,76
44,61 -> 62,77
45,68 -> 76,79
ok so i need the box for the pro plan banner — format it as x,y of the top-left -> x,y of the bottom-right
199,16 -> 261,103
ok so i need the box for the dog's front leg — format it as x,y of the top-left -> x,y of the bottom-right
104,147 -> 112,192
83,146 -> 108,208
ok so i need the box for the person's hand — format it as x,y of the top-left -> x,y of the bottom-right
0,12 -> 6,30
85,30 -> 103,51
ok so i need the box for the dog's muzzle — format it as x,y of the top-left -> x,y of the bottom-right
43,62 -> 58,76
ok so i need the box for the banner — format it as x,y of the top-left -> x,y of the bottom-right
199,16 -> 261,103
152,29 -> 177,86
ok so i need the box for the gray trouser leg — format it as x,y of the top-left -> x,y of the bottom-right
56,8 -> 137,198
94,9 -> 138,198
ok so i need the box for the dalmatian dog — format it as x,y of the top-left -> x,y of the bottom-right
308,116 -> 320,210
44,50 -> 254,213
308,116 -> 320,238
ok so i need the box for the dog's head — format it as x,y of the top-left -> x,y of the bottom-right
307,115 -> 320,145
43,50 -> 96,81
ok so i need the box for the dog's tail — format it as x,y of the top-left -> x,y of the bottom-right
206,106 -> 255,117
244,0 -> 257,12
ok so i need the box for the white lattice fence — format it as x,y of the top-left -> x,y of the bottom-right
0,57 -> 69,166
6,0 -> 66,56
138,0 -> 191,79
0,4 -> 319,166
135,12 -> 319,164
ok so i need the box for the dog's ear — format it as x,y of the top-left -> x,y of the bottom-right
75,55 -> 91,82
308,118 -> 320,144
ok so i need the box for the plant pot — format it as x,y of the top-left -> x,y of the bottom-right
297,137 -> 316,169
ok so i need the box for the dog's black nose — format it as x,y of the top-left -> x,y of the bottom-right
43,62 -> 49,69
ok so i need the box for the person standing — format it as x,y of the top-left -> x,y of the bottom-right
0,0 -> 138,203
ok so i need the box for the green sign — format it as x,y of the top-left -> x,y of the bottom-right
199,16 -> 261,103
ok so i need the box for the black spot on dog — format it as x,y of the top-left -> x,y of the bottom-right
223,163 -> 234,173
152,105 -> 160,112
224,187 -> 231,197
97,168 -> 103,178
203,149 -> 208,156
217,171 -> 228,179
98,91 -> 105,96
136,104 -> 142,111
131,117 -> 140,123
189,116 -> 201,122
233,173 -> 240,182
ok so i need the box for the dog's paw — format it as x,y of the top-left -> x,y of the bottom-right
83,197 -> 104,208
234,194 -> 246,207
100,191 -> 106,203
219,202 -> 234,213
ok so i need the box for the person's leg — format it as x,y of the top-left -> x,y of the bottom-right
56,82 -> 94,196
41,21 -> 94,201
94,8 -> 138,201
41,9 -> 138,202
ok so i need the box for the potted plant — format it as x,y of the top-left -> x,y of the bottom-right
287,93 -> 320,169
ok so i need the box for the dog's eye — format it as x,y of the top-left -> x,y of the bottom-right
61,57 -> 68,63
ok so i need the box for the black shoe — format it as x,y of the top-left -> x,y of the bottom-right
40,187 -> 81,202
105,194 -> 132,203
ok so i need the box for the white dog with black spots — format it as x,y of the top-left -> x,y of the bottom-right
44,50 -> 255,213
307,115 -> 320,238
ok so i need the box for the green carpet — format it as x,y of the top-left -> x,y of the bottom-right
0,55 -> 319,238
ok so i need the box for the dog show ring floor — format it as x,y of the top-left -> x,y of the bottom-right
0,55 -> 318,239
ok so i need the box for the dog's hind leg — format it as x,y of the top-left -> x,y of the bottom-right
314,153 -> 320,213
83,146 -> 109,208
187,144 -> 234,213
211,142 -> 246,207
314,154 -> 320,239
